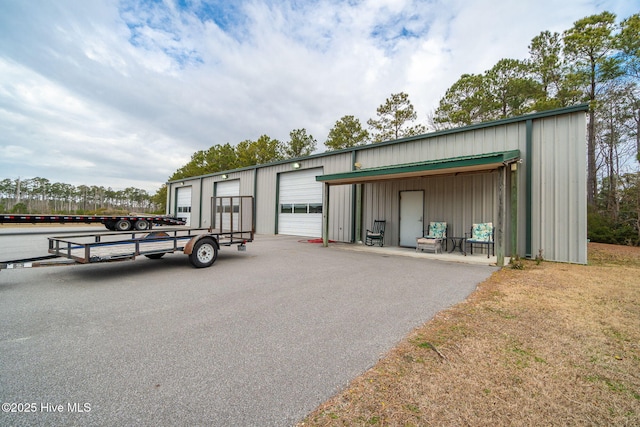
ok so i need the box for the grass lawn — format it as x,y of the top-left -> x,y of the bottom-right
300,243 -> 640,426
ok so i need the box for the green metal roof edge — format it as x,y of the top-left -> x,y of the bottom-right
316,150 -> 521,182
168,104 -> 587,184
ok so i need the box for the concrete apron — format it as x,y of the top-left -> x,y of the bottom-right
332,242 -> 506,266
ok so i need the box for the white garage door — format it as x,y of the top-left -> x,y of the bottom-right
278,168 -> 323,237
215,180 -> 240,231
176,186 -> 192,227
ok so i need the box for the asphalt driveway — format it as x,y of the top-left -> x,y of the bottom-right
0,232 -> 497,426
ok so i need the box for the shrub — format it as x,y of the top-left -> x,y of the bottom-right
588,208 -> 639,246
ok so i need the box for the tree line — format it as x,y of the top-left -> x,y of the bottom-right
166,91 -> 426,183
429,11 -> 640,245
0,177 -> 161,215
163,11 -> 639,244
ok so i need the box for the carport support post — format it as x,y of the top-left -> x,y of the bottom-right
323,183 -> 330,247
497,166 -> 506,267
511,163 -> 518,258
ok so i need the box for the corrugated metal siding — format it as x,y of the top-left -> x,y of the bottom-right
328,184 -> 353,242
170,179 -> 203,226
530,114 -> 587,263
200,177 -> 214,228
354,121 -> 527,169
361,172 -> 498,248
165,109 -> 586,263
255,154 -> 353,241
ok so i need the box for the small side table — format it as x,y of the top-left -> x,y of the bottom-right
447,237 -> 466,254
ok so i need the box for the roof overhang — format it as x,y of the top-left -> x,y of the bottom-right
316,150 -> 520,185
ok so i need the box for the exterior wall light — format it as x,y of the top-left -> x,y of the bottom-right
354,162 -> 362,170
292,162 -> 301,169
221,174 -> 228,180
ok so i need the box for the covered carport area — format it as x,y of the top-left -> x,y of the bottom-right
317,150 -> 521,267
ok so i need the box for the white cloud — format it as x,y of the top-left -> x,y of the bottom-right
0,0 -> 636,193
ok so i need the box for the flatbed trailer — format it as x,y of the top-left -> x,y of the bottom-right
0,196 -> 253,270
0,213 -> 186,231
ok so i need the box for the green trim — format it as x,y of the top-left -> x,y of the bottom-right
351,150 -> 357,243
198,177 -> 203,228
274,173 -> 280,234
526,119 -> 533,259
253,169 -> 258,232
511,166 -> 518,257
322,183 -> 330,246
167,104 -> 589,185
317,150 -> 520,184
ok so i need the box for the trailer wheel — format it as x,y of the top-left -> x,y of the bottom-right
134,219 -> 150,230
115,219 -> 132,231
104,221 -> 116,231
189,238 -> 218,268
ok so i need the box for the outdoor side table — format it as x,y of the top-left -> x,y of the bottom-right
447,237 -> 466,254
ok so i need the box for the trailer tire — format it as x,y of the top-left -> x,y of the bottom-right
189,237 -> 218,268
104,221 -> 116,231
134,219 -> 150,230
115,219 -> 132,231
144,231 -> 168,259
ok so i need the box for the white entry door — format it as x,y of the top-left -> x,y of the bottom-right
399,191 -> 424,247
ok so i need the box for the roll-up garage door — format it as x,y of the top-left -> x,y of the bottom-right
278,168 -> 323,237
215,180 -> 240,231
176,186 -> 192,227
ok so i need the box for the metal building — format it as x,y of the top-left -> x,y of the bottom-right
166,104 -> 588,264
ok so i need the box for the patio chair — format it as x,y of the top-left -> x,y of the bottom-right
416,221 -> 447,253
465,222 -> 494,258
365,220 -> 386,246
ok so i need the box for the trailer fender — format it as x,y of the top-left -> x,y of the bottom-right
183,234 -> 219,255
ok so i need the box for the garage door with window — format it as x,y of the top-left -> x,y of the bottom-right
215,180 -> 240,231
176,186 -> 192,227
278,168 -> 323,237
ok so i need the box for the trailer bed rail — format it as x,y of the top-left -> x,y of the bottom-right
47,229 -> 253,264
1,196 -> 254,270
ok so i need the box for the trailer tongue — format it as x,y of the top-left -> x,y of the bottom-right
0,196 -> 253,270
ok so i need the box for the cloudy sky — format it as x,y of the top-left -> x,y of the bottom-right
0,0 -> 636,193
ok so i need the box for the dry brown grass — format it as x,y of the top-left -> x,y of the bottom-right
300,243 -> 640,426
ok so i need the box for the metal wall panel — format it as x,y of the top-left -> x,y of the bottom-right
361,172 -> 498,249
169,179 -> 202,227
165,109 -> 586,263
354,121 -> 527,169
255,154 -> 353,242
530,114 -> 587,263
199,177 -> 214,228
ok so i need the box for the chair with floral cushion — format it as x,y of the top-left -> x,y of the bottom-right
416,222 -> 447,253
465,222 -> 494,258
